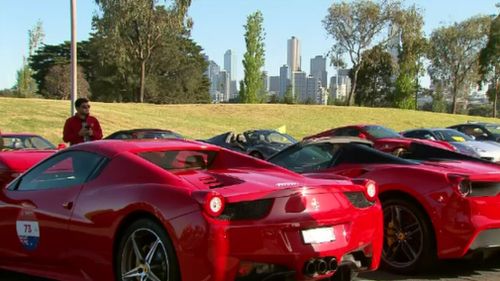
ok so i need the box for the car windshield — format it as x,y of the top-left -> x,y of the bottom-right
2,135 -> 55,150
139,150 -> 216,172
434,130 -> 473,142
246,131 -> 297,145
111,131 -> 183,140
270,143 -> 340,173
364,125 -> 402,139
485,124 -> 500,134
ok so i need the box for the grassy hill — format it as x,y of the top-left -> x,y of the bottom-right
0,97 -> 497,144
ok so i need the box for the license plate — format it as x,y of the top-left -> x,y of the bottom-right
301,227 -> 335,244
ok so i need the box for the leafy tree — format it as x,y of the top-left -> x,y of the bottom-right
30,41 -> 92,97
93,0 -> 192,103
282,85 -> 296,104
428,16 -> 491,114
355,45 -> 395,107
431,82 -> 447,113
323,0 -> 399,105
393,5 -> 427,109
479,9 -> 499,117
241,11 -> 265,104
44,64 -> 90,100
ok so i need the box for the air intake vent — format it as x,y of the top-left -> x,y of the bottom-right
198,176 -> 224,188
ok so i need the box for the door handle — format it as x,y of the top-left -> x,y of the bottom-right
62,201 -> 74,210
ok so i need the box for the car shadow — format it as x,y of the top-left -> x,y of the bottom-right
358,253 -> 500,280
0,270 -> 53,281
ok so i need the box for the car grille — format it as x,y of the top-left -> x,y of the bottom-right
470,182 -> 500,197
343,192 -> 374,208
218,198 -> 274,221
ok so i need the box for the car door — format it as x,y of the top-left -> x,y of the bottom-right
0,151 -> 105,271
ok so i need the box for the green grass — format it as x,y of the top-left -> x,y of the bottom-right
0,97 -> 497,144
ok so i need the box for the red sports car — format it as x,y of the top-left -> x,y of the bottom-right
268,137 -> 500,274
0,139 -> 383,281
304,125 -> 455,155
0,133 -> 58,188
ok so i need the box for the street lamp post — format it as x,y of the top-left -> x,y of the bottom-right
70,0 -> 77,116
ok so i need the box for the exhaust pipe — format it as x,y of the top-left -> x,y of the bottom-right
327,257 -> 338,272
315,259 -> 328,275
304,259 -> 316,276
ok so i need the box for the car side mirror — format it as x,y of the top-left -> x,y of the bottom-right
57,143 -> 67,150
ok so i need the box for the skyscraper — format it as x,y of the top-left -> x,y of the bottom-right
337,69 -> 351,102
224,49 -> 237,82
306,75 -> 319,103
287,36 -> 301,78
310,55 -> 328,88
269,76 -> 280,95
279,65 -> 289,97
218,70 -> 230,102
292,71 -> 307,101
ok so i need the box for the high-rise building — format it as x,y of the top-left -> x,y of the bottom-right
224,49 -> 237,82
310,55 -> 328,88
230,80 -> 238,100
329,76 -> 338,100
269,76 -> 280,95
336,69 -> 351,102
305,75 -> 319,103
287,36 -> 301,78
206,59 -> 221,101
279,65 -> 289,97
292,71 -> 307,101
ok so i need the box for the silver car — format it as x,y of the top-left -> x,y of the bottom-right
402,128 -> 500,163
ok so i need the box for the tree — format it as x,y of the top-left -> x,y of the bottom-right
44,64 -> 90,100
241,11 -> 265,104
14,21 -> 45,98
355,46 -> 395,107
323,0 -> 399,105
393,5 -> 427,109
431,82 -> 447,113
479,9 -> 500,117
282,85 -> 296,104
428,16 -> 491,114
93,0 -> 192,103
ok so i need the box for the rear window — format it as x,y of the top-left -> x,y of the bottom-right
139,150 -> 217,171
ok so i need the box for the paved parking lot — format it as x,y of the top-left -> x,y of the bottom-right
1,255 -> 499,281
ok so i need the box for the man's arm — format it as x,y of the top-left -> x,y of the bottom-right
63,119 -> 80,144
91,118 -> 103,140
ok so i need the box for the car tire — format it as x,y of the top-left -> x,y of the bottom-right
115,218 -> 180,281
381,198 -> 436,274
249,151 -> 264,159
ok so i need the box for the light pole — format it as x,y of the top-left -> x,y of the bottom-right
70,0 -> 77,116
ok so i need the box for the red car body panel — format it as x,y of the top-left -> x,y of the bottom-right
304,125 -> 455,153
298,147 -> 500,260
0,133 -> 56,188
0,139 -> 383,281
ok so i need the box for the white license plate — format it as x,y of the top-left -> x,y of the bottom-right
301,227 -> 335,244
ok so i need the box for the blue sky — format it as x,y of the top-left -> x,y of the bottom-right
0,0 -> 497,89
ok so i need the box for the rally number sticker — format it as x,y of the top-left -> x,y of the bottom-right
16,221 -> 40,251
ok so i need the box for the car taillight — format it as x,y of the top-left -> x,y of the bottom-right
352,178 -> 378,202
447,174 -> 471,197
192,191 -> 226,217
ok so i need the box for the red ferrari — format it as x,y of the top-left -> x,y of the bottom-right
0,139 -> 383,281
304,125 -> 455,155
269,137 -> 500,274
0,133 -> 58,188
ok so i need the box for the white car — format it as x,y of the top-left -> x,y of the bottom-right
402,128 -> 500,163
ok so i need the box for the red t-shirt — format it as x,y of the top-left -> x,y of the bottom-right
63,115 -> 103,145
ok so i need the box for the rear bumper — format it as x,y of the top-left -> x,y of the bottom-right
437,195 -> 500,258
171,203 -> 383,281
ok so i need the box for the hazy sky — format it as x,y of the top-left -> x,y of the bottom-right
0,0 -> 497,89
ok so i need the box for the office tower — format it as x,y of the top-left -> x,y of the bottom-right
292,71 -> 307,101
279,65 -> 289,97
269,76 -> 280,95
224,49 -> 237,82
287,36 -> 301,78
310,55 -> 328,88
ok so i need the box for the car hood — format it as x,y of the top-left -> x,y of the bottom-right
0,150 -> 55,171
458,141 -> 500,151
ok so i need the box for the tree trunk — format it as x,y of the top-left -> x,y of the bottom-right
347,68 -> 359,106
139,60 -> 146,103
494,74 -> 498,118
451,83 -> 458,114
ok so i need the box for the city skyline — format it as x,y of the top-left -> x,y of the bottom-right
0,0 -> 497,89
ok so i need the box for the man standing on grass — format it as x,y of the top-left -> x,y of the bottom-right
63,98 -> 103,146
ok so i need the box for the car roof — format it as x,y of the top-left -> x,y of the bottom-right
69,139 -> 220,158
302,136 -> 373,146
404,128 -> 458,132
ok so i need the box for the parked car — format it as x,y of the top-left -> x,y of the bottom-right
268,137 -> 500,274
0,133 -> 59,188
105,128 -> 183,140
449,122 -> 500,142
204,129 -> 297,159
402,128 -> 500,162
304,125 -> 455,156
0,139 -> 383,281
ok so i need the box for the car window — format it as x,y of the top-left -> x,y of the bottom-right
335,128 -> 360,137
364,125 -> 402,139
463,126 -> 488,138
267,132 -> 296,144
485,124 -> 500,134
433,130 -> 473,142
2,136 -> 55,150
15,151 -> 105,191
139,150 -> 217,172
271,143 -> 340,173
